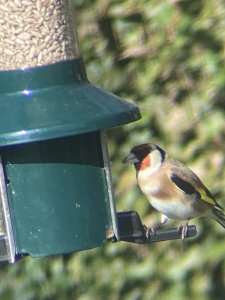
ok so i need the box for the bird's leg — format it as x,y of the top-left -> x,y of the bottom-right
178,220 -> 189,252
179,220 -> 189,239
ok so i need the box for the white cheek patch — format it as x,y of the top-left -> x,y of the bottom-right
137,151 -> 163,185
150,150 -> 163,171
140,150 -> 162,176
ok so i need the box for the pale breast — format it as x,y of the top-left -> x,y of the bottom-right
137,162 -> 209,220
149,196 -> 199,220
137,163 -> 179,200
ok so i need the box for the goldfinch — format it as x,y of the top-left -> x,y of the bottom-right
123,143 -> 225,238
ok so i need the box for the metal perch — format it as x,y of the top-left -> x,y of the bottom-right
113,211 -> 197,244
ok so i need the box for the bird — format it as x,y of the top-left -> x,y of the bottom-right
123,143 -> 225,239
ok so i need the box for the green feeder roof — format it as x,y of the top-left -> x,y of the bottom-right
0,58 -> 141,146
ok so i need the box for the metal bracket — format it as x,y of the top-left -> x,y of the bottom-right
101,131 -> 120,241
0,155 -> 16,263
111,211 -> 197,244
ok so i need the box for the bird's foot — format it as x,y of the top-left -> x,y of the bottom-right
144,224 -> 161,238
143,225 -> 153,238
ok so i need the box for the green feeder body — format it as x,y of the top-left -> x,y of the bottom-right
0,1 -> 141,263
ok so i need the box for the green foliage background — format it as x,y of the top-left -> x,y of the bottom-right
1,0 -> 225,299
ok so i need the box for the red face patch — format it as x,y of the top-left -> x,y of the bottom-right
140,155 -> 151,170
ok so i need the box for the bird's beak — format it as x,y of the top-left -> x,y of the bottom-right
123,153 -> 139,164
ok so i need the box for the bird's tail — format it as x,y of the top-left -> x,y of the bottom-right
211,207 -> 225,229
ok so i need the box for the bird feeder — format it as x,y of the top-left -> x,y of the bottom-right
0,0 -> 142,263
0,1 -> 197,264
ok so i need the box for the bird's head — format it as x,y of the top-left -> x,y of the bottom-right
123,143 -> 166,172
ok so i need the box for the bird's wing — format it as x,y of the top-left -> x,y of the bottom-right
169,159 -> 223,209
170,173 -> 199,195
